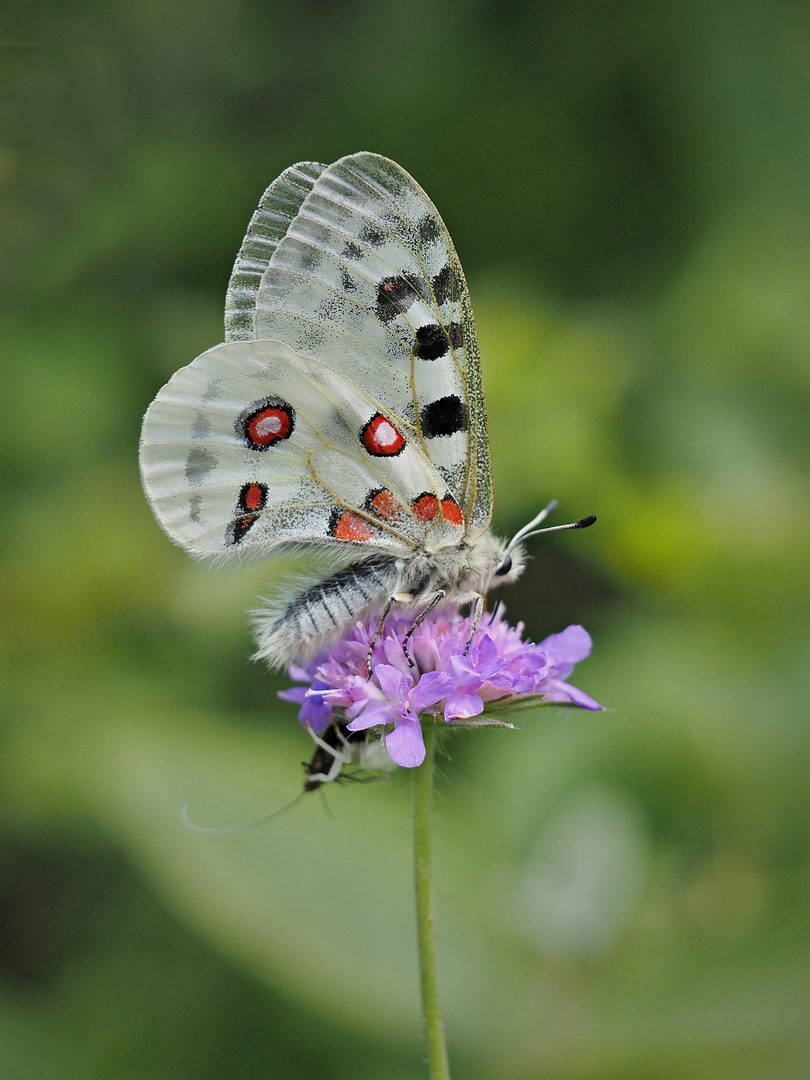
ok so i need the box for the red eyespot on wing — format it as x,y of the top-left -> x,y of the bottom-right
238,482 -> 268,512
227,514 -> 258,545
367,488 -> 405,522
239,398 -> 295,450
360,413 -> 406,457
329,509 -> 377,542
441,496 -> 464,526
412,493 -> 440,522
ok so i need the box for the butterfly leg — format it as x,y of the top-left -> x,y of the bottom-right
462,592 -> 485,656
366,592 -> 414,677
305,722 -> 352,787
401,590 -> 446,669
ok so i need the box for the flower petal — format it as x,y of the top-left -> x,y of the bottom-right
385,719 -> 426,767
538,625 -> 592,677
381,637 -> 412,675
545,681 -> 602,710
445,691 -> 485,720
298,693 -> 332,733
410,670 -> 454,713
347,701 -> 397,731
277,687 -> 307,705
446,653 -> 481,692
375,663 -> 410,704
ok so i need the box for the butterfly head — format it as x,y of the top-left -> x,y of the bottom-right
488,540 -> 525,590
493,550 -> 516,580
450,530 -> 526,596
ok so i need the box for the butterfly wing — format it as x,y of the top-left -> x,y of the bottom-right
224,152 -> 493,537
225,160 -> 326,342
139,338 -> 465,560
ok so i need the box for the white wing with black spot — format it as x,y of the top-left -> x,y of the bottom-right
225,161 -> 326,342
140,339 -> 466,560
224,152 -> 493,537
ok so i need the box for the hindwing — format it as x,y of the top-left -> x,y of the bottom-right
139,339 -> 466,559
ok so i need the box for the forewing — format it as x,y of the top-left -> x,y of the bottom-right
234,152 -> 493,536
139,339 -> 464,560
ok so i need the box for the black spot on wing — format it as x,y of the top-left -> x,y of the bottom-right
418,213 -> 441,244
414,322 -> 463,360
342,240 -> 364,260
300,322 -> 329,350
316,290 -> 352,324
432,265 -> 453,305
340,268 -> 357,292
414,323 -> 449,360
296,243 -> 322,272
201,378 -> 223,403
226,514 -> 258,545
359,223 -> 385,248
376,275 -> 420,322
421,394 -> 468,438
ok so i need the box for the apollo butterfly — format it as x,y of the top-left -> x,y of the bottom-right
139,153 -> 594,671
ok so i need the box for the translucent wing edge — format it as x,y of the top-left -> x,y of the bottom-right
456,273 -> 493,534
224,160 -> 327,342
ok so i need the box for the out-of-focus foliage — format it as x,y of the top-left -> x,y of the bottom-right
2,3 -> 809,1077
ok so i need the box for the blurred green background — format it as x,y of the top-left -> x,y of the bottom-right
2,3 -> 809,1077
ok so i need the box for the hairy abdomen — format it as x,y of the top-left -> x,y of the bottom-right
253,555 -> 401,668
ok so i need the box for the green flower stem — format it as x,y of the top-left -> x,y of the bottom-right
413,723 -> 451,1080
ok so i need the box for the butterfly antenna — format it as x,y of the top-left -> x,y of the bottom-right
507,500 -> 596,553
515,515 -> 597,546
507,499 -> 558,549
181,791 -> 307,835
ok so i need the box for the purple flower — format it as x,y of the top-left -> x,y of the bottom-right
277,667 -> 333,733
444,635 -> 510,719
533,625 -> 602,709
346,665 -> 453,767
278,606 -> 601,768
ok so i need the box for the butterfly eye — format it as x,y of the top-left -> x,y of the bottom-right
494,554 -> 512,577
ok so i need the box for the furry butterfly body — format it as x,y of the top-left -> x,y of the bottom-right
140,153 -> 528,668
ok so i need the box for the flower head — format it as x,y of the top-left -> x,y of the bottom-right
280,606 -> 600,769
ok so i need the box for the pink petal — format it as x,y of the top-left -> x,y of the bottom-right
545,682 -> 602,710
539,625 -> 592,674
382,637 -> 412,674
375,664 -> 410,703
445,691 -> 485,720
386,719 -> 426,767
347,701 -> 397,731
410,670 -> 454,712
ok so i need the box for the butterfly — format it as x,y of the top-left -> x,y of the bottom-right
139,152 -> 594,673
